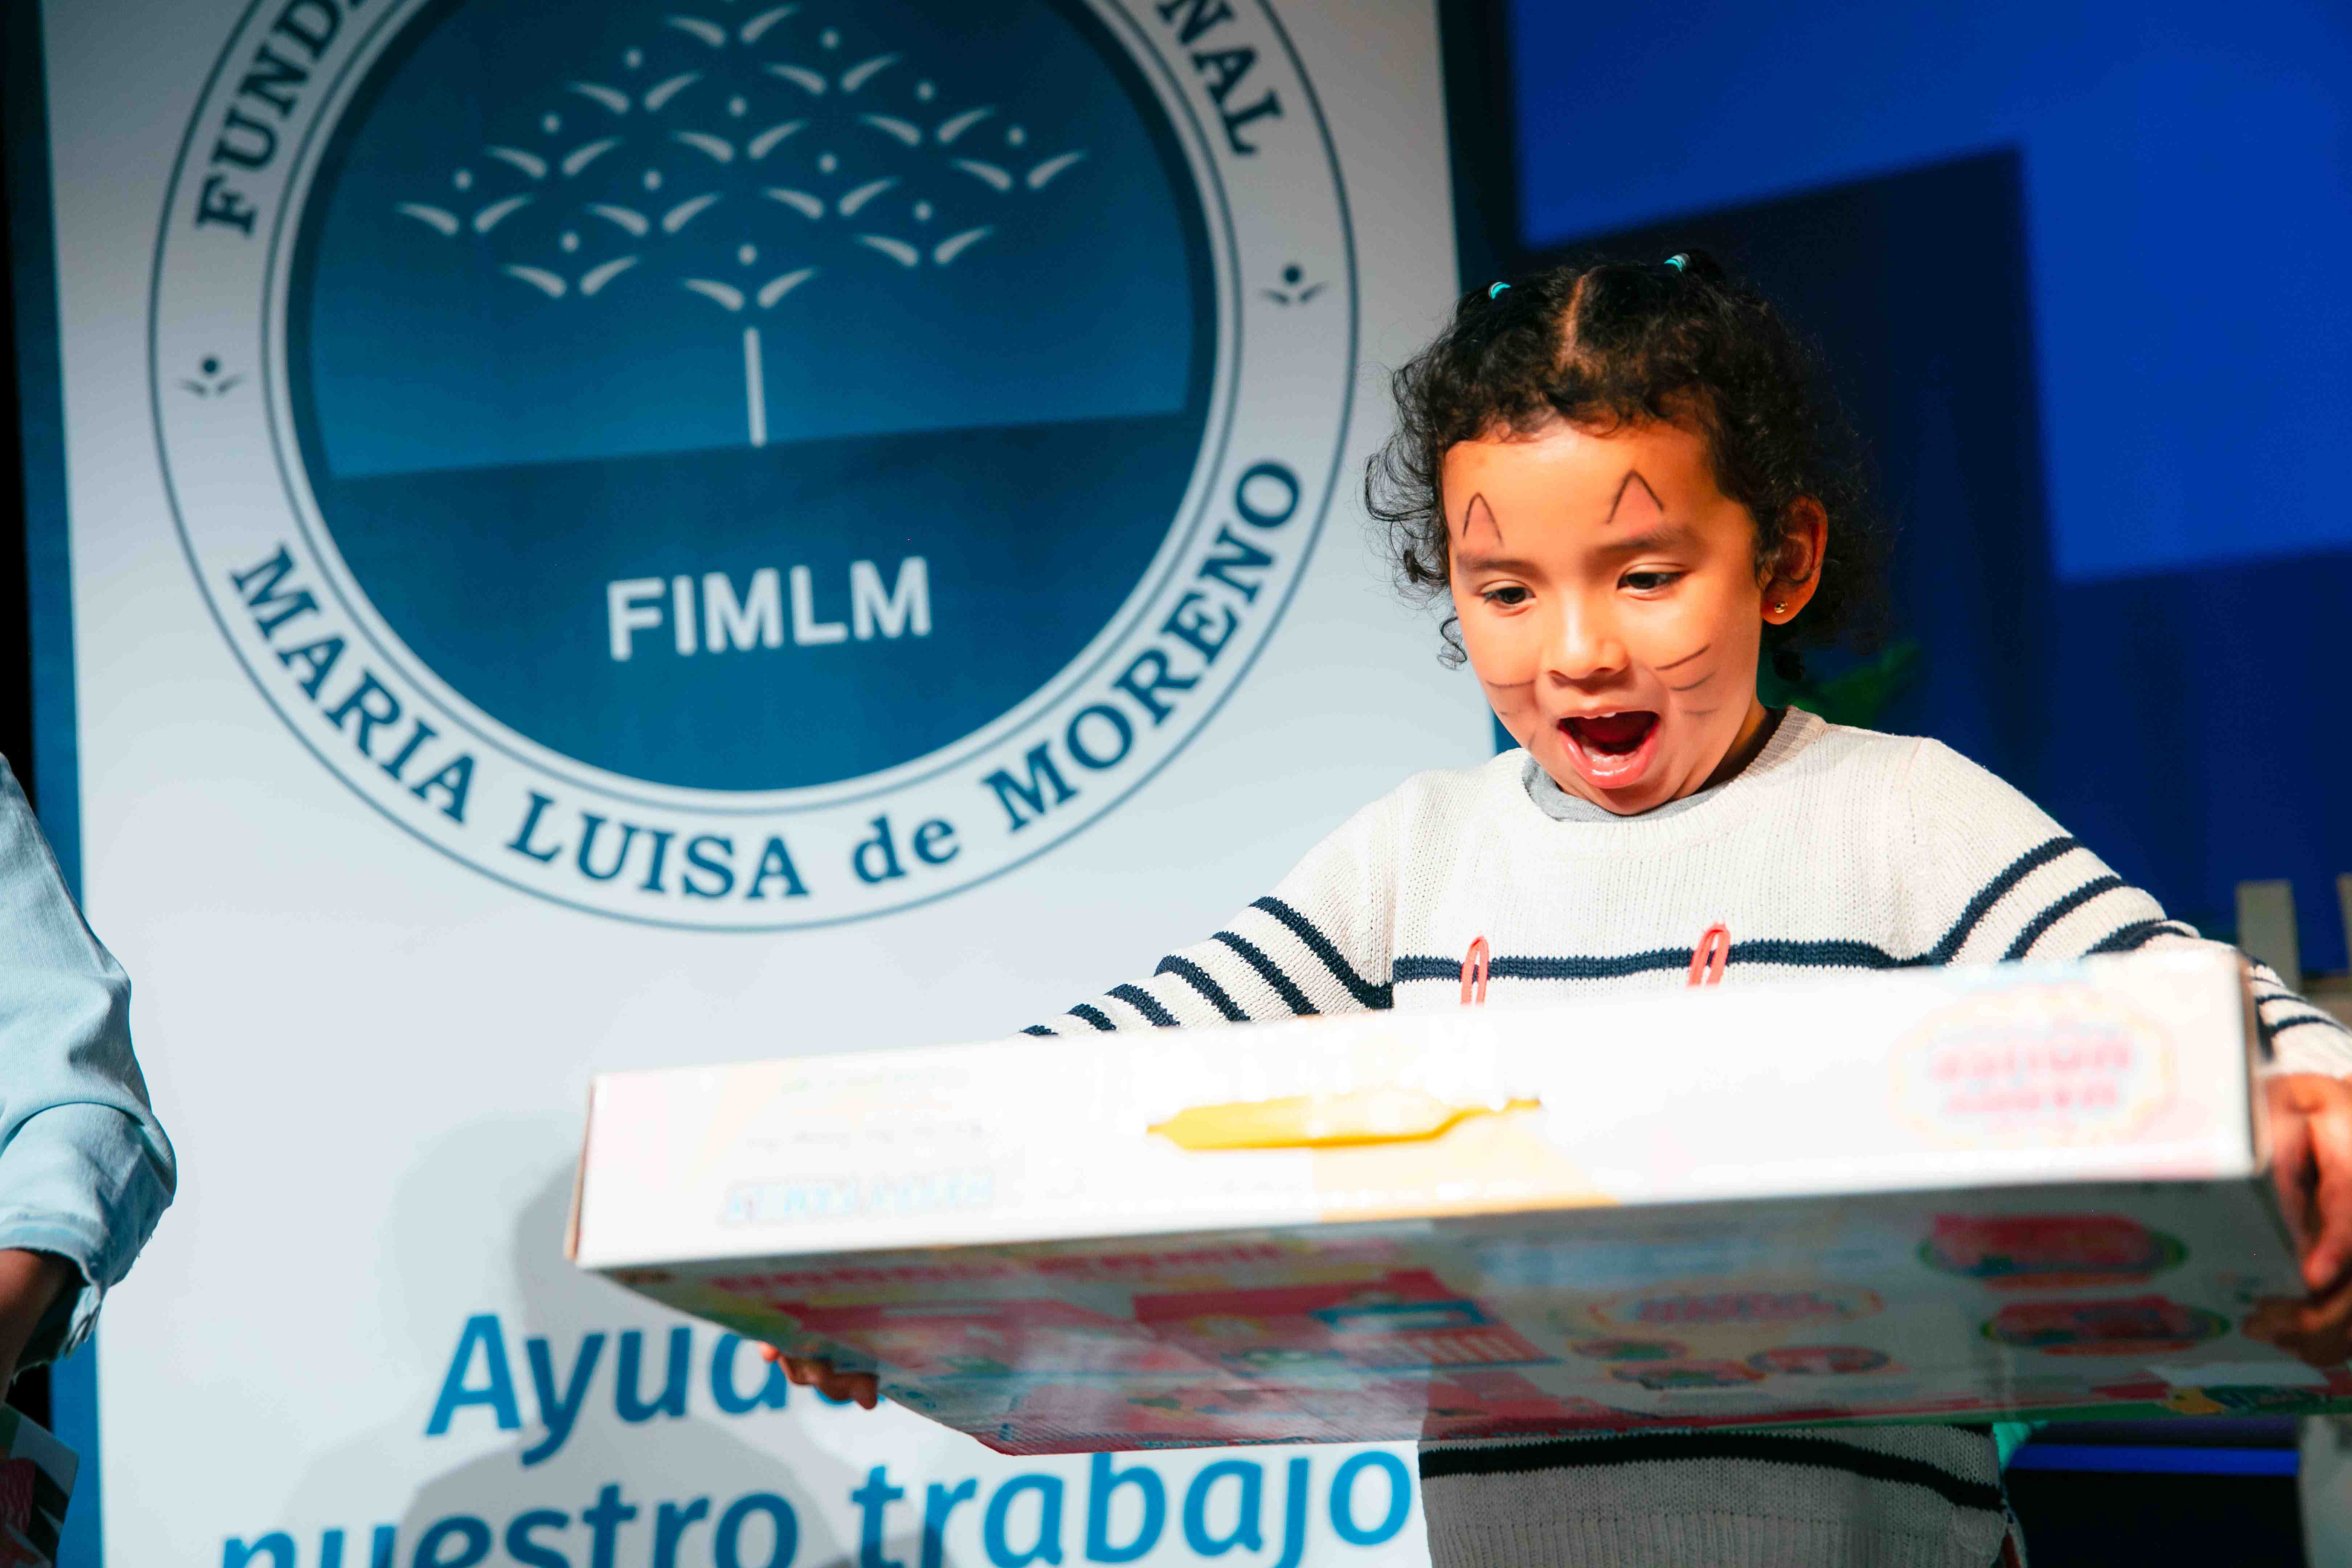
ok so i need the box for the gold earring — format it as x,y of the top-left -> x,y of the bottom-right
1774,600 -> 1788,614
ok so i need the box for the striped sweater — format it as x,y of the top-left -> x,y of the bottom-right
1027,711 -> 2352,1568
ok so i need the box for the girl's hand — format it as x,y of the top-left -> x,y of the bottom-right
2245,1073 -> 2352,1365
755,1342 -> 880,1409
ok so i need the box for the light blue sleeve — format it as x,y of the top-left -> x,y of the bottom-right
0,755 -> 175,1363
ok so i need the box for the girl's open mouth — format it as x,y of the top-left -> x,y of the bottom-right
1558,710 -> 1661,789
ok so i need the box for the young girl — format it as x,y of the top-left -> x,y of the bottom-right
789,253 -> 2352,1566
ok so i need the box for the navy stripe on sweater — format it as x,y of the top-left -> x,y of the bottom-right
2084,918 -> 2195,955
1249,897 -> 1393,1009
1109,983 -> 1178,1027
1155,955 -> 1249,1022
1924,834 -> 2080,961
1394,936 -> 1911,985
1419,1432 -> 2004,1512
2002,875 -> 2129,960
1212,930 -> 1318,1016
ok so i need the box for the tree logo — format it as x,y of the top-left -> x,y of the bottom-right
152,0 -> 1355,928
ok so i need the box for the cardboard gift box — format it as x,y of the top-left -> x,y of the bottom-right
0,1406 -> 78,1566
570,946 -> 2352,1453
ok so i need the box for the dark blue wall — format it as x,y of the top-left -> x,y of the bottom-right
1495,1 -> 2352,967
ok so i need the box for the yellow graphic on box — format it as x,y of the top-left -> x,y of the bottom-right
1150,1087 -> 1541,1150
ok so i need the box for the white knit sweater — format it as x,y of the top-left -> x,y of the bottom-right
1028,712 -> 2352,1568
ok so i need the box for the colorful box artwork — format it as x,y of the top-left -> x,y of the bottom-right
572,949 -> 2352,1452
0,1407 -> 78,1566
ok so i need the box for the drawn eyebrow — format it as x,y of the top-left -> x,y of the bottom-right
1605,470 -> 1665,527
1655,642 -> 1711,672
1458,491 -> 1504,547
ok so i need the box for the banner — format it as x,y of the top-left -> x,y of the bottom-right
18,0 -> 1478,1560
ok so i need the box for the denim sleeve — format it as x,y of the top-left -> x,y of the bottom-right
0,755 -> 176,1363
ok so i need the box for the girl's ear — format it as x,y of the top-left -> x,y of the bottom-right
1762,497 -> 1828,625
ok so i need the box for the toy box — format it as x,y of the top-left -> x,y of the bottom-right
570,947 -> 2352,1452
0,1406 -> 78,1565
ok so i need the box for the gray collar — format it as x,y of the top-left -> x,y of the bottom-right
1523,708 -> 1800,824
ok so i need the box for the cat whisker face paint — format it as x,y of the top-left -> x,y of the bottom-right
1444,417 -> 1813,815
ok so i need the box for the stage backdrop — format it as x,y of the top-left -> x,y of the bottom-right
12,0 -> 1482,1560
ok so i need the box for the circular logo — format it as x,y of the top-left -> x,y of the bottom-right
154,0 -> 1354,927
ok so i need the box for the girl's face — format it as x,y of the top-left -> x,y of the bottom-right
1444,418 -> 1822,816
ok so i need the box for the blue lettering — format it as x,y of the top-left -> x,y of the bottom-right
983,744 -> 1079,832
409,753 -> 473,822
653,1499 -> 711,1568
506,1511 -> 572,1568
1084,1455 -> 1164,1563
1111,649 -> 1199,725
323,672 -> 402,759
583,1484 -> 640,1568
640,828 -> 675,893
746,836 -> 810,899
522,1332 -> 605,1466
576,815 -> 641,882
710,1334 -> 792,1414
230,545 -> 319,636
853,1466 -> 907,1568
984,1475 -> 1064,1567
413,1516 -> 491,1568
615,1327 -> 691,1423
224,1537 -> 294,1568
715,1493 -> 799,1568
319,1526 -> 399,1568
277,633 -> 344,698
1162,590 -> 1238,664
922,1480 -> 977,1568
1182,1460 -> 1263,1556
507,791 -> 563,863
1196,525 -> 1274,601
852,816 -> 906,885
1327,1452 -> 1410,1547
683,834 -> 736,898
1233,461 -> 1299,527
1064,706 -> 1132,772
1271,1458 -> 1309,1568
911,818 -> 959,866
424,1314 -> 520,1436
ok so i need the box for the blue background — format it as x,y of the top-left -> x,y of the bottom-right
1507,0 -> 2352,584
1490,0 -> 2352,969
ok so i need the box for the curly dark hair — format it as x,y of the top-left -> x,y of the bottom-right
1365,250 -> 1885,678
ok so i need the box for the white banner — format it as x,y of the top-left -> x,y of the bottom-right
32,0 -> 1478,1559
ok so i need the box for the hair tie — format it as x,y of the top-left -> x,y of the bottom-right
1487,281 -> 1510,299
1663,254 -> 1689,272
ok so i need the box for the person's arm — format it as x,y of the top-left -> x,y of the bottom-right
0,756 -> 177,1382
1900,738 -> 2352,1360
1895,736 -> 2352,1067
1020,790 -> 1404,1037
0,1253 -> 74,1389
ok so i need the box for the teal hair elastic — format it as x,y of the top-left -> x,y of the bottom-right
1663,254 -> 1689,272
1487,281 -> 1510,299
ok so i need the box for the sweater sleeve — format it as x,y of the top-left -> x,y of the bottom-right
1022,789 -> 1402,1035
0,757 -> 177,1363
1900,737 -> 2352,1077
